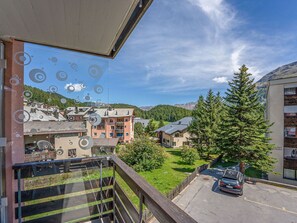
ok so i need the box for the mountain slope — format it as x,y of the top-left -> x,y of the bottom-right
258,61 -> 297,83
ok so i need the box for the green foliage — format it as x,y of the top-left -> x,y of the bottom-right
118,136 -> 166,172
145,105 -> 192,122
180,146 -> 199,165
24,85 -> 87,109
158,120 -> 165,128
145,119 -> 157,136
24,86 -> 191,122
217,65 -> 275,173
134,122 -> 144,138
189,90 -> 224,159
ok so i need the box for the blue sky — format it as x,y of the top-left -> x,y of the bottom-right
25,0 -> 297,106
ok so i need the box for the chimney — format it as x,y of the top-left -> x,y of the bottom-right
75,106 -> 78,114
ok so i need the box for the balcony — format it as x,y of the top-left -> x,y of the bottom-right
13,156 -> 196,223
116,129 -> 124,134
24,151 -> 56,163
284,137 -> 297,147
284,115 -> 297,127
284,158 -> 297,170
284,95 -> 297,106
116,122 -> 125,127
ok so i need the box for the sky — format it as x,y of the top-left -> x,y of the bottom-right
24,0 -> 297,107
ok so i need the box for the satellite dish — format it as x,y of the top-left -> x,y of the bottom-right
37,140 -> 54,151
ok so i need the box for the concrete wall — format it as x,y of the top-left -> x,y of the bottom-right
55,136 -> 92,160
161,131 -> 190,148
267,83 -> 297,186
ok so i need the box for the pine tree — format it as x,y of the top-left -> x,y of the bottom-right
145,119 -> 157,136
158,120 -> 165,129
189,96 -> 207,158
218,65 -> 275,173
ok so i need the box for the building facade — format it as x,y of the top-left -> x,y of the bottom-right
155,117 -> 192,148
266,77 -> 297,185
85,108 -> 134,143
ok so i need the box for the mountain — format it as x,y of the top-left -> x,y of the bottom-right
174,102 -> 196,110
258,61 -> 297,83
139,106 -> 154,111
24,86 -> 191,122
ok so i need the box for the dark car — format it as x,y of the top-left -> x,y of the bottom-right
219,169 -> 244,196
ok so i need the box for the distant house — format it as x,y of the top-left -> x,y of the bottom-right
24,105 -> 66,121
134,117 -> 150,128
84,108 -> 134,143
66,107 -> 94,121
24,121 -> 87,161
155,117 -> 192,148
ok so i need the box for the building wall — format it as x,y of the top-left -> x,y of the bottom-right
161,131 -> 190,148
267,82 -> 297,186
89,116 -> 134,143
55,136 -> 92,159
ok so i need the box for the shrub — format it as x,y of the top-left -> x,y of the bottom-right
118,136 -> 166,171
180,146 -> 199,165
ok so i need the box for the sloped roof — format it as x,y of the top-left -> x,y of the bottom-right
134,118 -> 150,127
93,138 -> 119,147
24,106 -> 66,121
155,117 -> 192,135
84,108 -> 134,118
24,121 -> 86,135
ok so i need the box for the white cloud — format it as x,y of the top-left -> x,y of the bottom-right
213,76 -> 228,83
115,0 -> 297,94
64,83 -> 86,92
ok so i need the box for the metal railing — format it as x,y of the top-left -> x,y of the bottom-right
13,156 -> 197,223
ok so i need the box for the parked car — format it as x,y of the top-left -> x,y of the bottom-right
219,169 -> 244,196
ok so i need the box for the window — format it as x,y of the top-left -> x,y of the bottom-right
94,133 -> 97,136
110,133 -> 113,137
111,126 -> 114,130
285,87 -> 296,95
100,133 -> 106,138
110,119 -> 113,123
68,149 -> 77,158
126,133 -> 129,136
284,168 -> 296,180
172,142 -> 176,146
175,133 -> 180,137
285,127 -> 296,137
125,118 -> 128,122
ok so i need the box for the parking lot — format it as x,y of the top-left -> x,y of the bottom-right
172,168 -> 297,223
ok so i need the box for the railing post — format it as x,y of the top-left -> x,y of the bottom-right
138,192 -> 143,223
100,160 -> 103,215
17,168 -> 22,223
112,163 -> 116,222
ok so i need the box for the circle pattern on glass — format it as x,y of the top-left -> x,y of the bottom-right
94,85 -> 103,94
88,113 -> 102,126
23,90 -> 33,99
30,128 -> 38,134
56,71 -> 68,81
13,110 -> 30,124
49,57 -> 58,63
78,136 -> 93,150
68,116 -> 74,121
10,75 -> 20,86
70,62 -> 78,71
88,65 -> 103,79
29,68 -> 46,83
67,85 -> 75,92
49,85 -> 58,93
14,51 -> 32,66
84,94 -> 91,101
60,98 -> 67,104
56,149 -> 64,155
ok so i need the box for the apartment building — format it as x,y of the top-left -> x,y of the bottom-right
155,117 -> 192,148
85,108 -> 134,143
266,77 -> 297,185
66,106 -> 94,121
24,121 -> 87,161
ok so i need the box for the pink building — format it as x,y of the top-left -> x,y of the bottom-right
85,108 -> 134,143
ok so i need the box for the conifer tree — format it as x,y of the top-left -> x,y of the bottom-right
218,65 -> 275,173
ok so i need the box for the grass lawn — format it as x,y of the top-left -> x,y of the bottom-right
213,160 -> 263,178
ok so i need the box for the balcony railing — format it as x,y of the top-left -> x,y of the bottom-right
116,122 -> 124,127
284,95 -> 297,105
24,151 -> 56,162
13,156 -> 197,223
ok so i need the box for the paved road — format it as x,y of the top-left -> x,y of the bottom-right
172,168 -> 297,223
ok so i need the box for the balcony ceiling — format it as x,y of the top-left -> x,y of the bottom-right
0,0 -> 152,58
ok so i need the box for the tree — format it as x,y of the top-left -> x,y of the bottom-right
189,96 -> 206,157
189,91 -> 223,159
134,122 -> 144,138
145,119 -> 157,136
218,65 -> 275,173
158,120 -> 165,129
180,146 -> 199,165
118,136 -> 166,171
